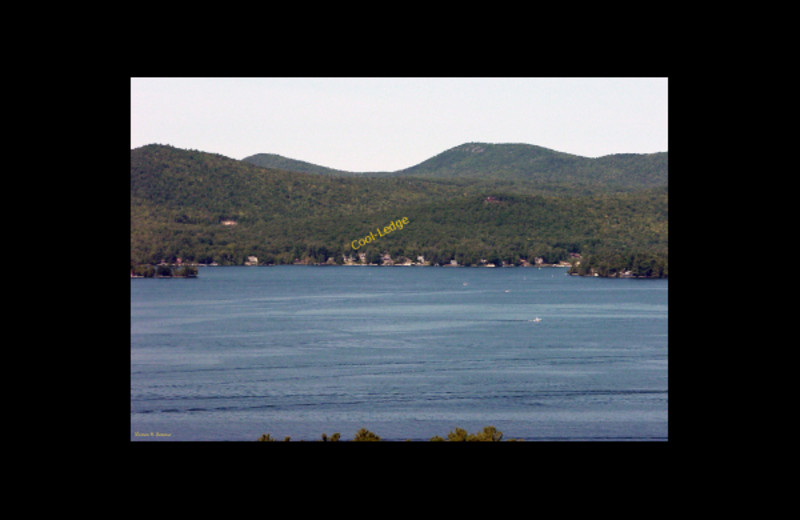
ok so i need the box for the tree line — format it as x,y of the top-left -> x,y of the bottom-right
257,425 -> 520,442
130,264 -> 198,278
569,248 -> 667,278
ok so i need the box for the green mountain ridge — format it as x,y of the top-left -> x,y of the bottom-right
241,152 -> 368,177
132,143 -> 667,276
242,142 -> 667,189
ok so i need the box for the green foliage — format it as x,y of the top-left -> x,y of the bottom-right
257,433 -> 291,442
352,428 -> 381,442
443,425 -> 503,442
173,265 -> 198,277
132,144 -> 667,276
243,142 -> 668,189
569,247 -> 668,278
446,427 -> 469,441
243,153 -> 359,177
132,264 -> 198,278
131,264 -> 155,277
256,426 -> 520,441
469,425 -> 504,442
388,142 -> 668,189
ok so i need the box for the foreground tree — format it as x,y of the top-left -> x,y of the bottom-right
352,428 -> 381,442
437,425 -> 503,442
257,425 -> 520,441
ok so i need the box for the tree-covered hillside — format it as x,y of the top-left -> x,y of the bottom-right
241,152 -> 367,177
242,142 -> 668,190
131,144 -> 667,276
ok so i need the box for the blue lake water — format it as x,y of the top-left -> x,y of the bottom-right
130,266 -> 668,441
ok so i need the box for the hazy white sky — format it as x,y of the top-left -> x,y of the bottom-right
131,77 -> 668,172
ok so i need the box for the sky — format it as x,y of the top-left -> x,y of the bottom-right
131,77 -> 668,172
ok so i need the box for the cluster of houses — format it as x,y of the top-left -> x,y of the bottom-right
141,252 -> 581,268
335,253 -> 578,268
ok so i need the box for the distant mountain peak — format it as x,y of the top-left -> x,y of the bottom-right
456,143 -> 488,153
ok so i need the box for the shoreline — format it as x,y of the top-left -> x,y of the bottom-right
132,263 -> 665,279
191,263 -> 573,269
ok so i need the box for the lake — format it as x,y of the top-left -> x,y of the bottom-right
130,265 -> 668,441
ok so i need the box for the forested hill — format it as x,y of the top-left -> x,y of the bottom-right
241,153 -> 367,177
132,143 -> 668,277
393,143 -> 667,188
242,142 -> 668,190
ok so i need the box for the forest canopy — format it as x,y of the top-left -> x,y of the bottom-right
131,144 -> 667,277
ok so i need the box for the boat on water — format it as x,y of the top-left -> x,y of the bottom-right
531,317 -> 542,323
